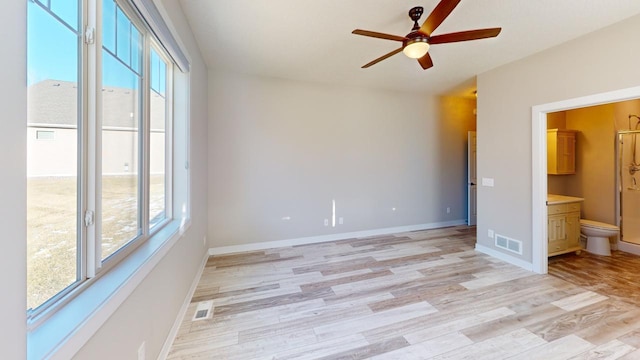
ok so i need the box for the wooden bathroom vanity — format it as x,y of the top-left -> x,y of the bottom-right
547,194 -> 584,256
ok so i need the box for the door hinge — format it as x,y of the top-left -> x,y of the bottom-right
84,26 -> 95,44
84,210 -> 95,227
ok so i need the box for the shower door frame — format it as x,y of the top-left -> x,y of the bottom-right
616,130 -> 640,247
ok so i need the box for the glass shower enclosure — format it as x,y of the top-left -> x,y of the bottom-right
618,129 -> 640,245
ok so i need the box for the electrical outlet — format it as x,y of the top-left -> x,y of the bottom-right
446,207 -> 451,214
203,236 -> 206,246
338,217 -> 344,225
324,219 -> 329,226
488,229 -> 494,238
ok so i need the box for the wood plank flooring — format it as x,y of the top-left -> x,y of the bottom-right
549,250 -> 640,306
168,226 -> 640,359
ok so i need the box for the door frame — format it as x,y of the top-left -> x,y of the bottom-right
531,85 -> 640,274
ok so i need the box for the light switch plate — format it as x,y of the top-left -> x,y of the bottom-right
482,178 -> 494,187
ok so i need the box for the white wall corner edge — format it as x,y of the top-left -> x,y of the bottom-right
208,220 -> 467,256
475,243 -> 534,272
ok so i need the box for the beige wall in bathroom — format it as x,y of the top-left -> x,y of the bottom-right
614,100 -> 640,131
564,105 -> 616,224
546,111 -> 566,130
546,175 -> 565,196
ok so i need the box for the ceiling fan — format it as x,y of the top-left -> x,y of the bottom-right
352,0 -> 501,70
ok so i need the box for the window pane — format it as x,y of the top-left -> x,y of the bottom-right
27,0 -> 81,311
149,48 -> 168,229
101,4 -> 143,260
102,0 -> 116,52
116,7 -> 131,66
130,26 -> 141,73
50,0 -> 79,31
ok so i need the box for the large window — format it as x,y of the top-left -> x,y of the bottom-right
27,0 -> 175,317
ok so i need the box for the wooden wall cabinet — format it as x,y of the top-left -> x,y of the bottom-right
547,129 -> 577,175
548,201 -> 582,256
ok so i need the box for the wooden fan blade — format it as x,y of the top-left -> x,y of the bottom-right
418,53 -> 434,70
352,29 -> 406,42
420,0 -> 461,36
429,28 -> 502,44
362,47 -> 404,68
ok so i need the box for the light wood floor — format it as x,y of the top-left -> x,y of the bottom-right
549,250 -> 640,306
168,226 -> 640,359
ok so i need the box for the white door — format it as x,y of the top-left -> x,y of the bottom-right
467,131 -> 477,226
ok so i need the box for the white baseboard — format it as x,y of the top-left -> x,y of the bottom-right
158,250 -> 209,360
618,240 -> 640,256
208,220 -> 467,255
475,243 -> 534,272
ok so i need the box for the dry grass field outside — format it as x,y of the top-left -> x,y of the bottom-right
27,175 -> 165,310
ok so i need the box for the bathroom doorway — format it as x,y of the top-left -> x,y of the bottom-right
531,86 -> 640,274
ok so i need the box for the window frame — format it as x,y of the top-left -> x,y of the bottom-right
96,0 -> 148,271
147,42 -> 174,232
26,0 -> 179,326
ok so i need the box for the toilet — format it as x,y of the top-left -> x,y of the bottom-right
579,219 -> 619,256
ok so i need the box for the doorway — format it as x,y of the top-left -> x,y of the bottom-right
467,131 -> 477,226
531,86 -> 640,274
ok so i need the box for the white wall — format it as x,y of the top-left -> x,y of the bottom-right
477,14 -> 640,262
208,71 -> 475,247
0,0 -> 27,358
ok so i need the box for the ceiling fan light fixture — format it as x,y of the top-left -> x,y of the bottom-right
403,38 -> 430,59
352,0 -> 502,70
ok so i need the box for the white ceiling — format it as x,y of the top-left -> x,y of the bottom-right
178,0 -> 640,96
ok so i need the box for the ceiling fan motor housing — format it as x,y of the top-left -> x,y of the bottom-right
404,31 -> 428,45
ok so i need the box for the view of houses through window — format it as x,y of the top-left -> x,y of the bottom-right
27,0 -> 172,314
27,0 -> 82,312
100,0 -> 143,260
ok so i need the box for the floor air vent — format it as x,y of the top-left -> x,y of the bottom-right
495,234 -> 523,255
192,300 -> 213,321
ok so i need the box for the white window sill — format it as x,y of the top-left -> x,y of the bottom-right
27,218 -> 191,360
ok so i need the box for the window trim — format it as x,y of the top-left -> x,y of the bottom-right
148,41 -> 174,231
128,0 -> 190,72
